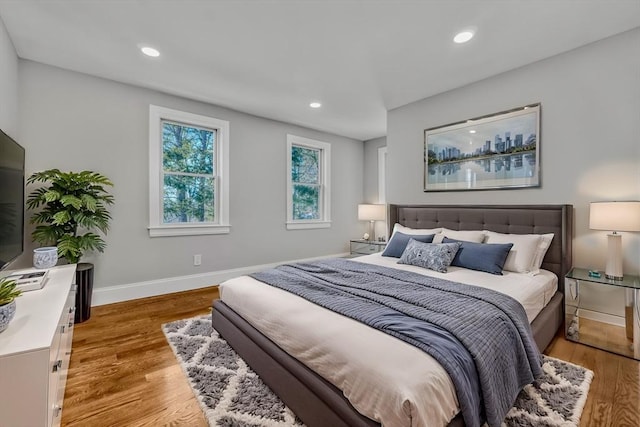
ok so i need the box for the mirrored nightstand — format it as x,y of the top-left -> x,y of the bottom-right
565,267 -> 640,360
349,239 -> 386,257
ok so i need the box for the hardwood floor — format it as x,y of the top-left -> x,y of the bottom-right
62,287 -> 218,427
62,287 -> 640,427
546,326 -> 640,427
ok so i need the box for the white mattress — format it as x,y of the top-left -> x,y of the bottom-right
219,254 -> 558,427
356,253 -> 558,323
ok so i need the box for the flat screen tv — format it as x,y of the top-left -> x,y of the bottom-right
0,129 -> 25,271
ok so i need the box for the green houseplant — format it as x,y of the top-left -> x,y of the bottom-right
27,169 -> 114,264
0,277 -> 21,333
27,169 -> 114,323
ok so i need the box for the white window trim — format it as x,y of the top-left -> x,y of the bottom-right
286,134 -> 331,230
148,105 -> 230,237
377,146 -> 387,204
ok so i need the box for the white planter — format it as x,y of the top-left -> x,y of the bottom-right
0,300 -> 16,333
33,247 -> 58,269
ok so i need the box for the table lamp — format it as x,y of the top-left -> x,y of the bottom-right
358,204 -> 386,242
589,201 -> 640,280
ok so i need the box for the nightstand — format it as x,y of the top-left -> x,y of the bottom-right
565,267 -> 640,360
349,239 -> 386,257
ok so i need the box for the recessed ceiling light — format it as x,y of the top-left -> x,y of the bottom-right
141,46 -> 160,57
469,130 -> 476,134
453,31 -> 474,44
309,102 -> 322,109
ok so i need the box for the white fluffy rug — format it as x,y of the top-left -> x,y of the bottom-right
163,315 -> 593,427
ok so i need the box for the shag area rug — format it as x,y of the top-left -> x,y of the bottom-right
163,316 -> 593,427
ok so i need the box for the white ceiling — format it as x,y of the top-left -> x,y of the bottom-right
1,1 -> 639,141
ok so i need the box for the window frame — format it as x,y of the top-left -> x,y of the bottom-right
148,105 -> 230,237
286,134 -> 331,230
378,146 -> 387,203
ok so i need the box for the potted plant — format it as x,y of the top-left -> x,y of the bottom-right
27,169 -> 114,322
0,277 -> 21,333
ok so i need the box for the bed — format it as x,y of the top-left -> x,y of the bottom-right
212,204 -> 573,427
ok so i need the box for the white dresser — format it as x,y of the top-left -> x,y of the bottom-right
0,264 -> 77,427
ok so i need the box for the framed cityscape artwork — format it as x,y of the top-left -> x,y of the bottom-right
424,104 -> 541,192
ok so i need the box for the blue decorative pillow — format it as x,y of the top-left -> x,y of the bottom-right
382,231 -> 435,258
443,237 -> 513,275
398,239 -> 461,273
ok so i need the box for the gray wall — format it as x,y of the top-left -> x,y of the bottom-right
0,16 -> 18,137
387,28 -> 640,275
15,60 -> 364,289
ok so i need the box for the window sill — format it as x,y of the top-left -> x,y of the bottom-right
148,224 -> 231,237
286,221 -> 331,230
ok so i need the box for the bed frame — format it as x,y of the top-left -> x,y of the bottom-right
212,204 -> 573,427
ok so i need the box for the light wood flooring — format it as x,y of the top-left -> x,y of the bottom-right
546,321 -> 640,427
62,287 -> 640,427
61,287 -> 216,426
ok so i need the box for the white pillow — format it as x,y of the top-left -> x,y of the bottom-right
392,223 -> 442,237
432,228 -> 486,244
531,233 -> 555,273
484,231 -> 551,274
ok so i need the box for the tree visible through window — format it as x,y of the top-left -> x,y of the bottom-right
291,145 -> 320,220
286,134 -> 331,230
149,105 -> 229,237
162,121 -> 215,223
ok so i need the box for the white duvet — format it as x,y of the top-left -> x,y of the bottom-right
219,254 -> 558,427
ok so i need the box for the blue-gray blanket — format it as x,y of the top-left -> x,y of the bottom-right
251,259 -> 542,427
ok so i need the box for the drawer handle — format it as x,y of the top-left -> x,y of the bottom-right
61,325 -> 66,333
69,306 -> 76,314
68,320 -> 74,328
53,405 -> 62,417
52,360 -> 62,372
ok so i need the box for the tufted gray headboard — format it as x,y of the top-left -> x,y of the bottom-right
388,204 -> 573,285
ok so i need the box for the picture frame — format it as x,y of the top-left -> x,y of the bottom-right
424,103 -> 540,192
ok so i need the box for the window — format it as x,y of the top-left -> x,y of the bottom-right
286,134 -> 331,229
378,146 -> 387,203
149,105 -> 230,237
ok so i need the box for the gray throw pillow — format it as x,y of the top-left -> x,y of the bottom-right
443,237 -> 513,275
398,239 -> 462,273
381,231 -> 435,258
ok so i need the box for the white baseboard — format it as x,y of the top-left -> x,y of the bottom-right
92,252 -> 350,306
577,308 -> 626,327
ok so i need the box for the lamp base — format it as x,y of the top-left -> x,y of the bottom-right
605,233 -> 623,280
368,221 -> 375,242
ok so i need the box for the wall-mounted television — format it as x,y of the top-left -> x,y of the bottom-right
0,128 -> 25,271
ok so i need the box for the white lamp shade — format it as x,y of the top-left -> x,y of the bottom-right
590,201 -> 640,232
358,204 -> 386,221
